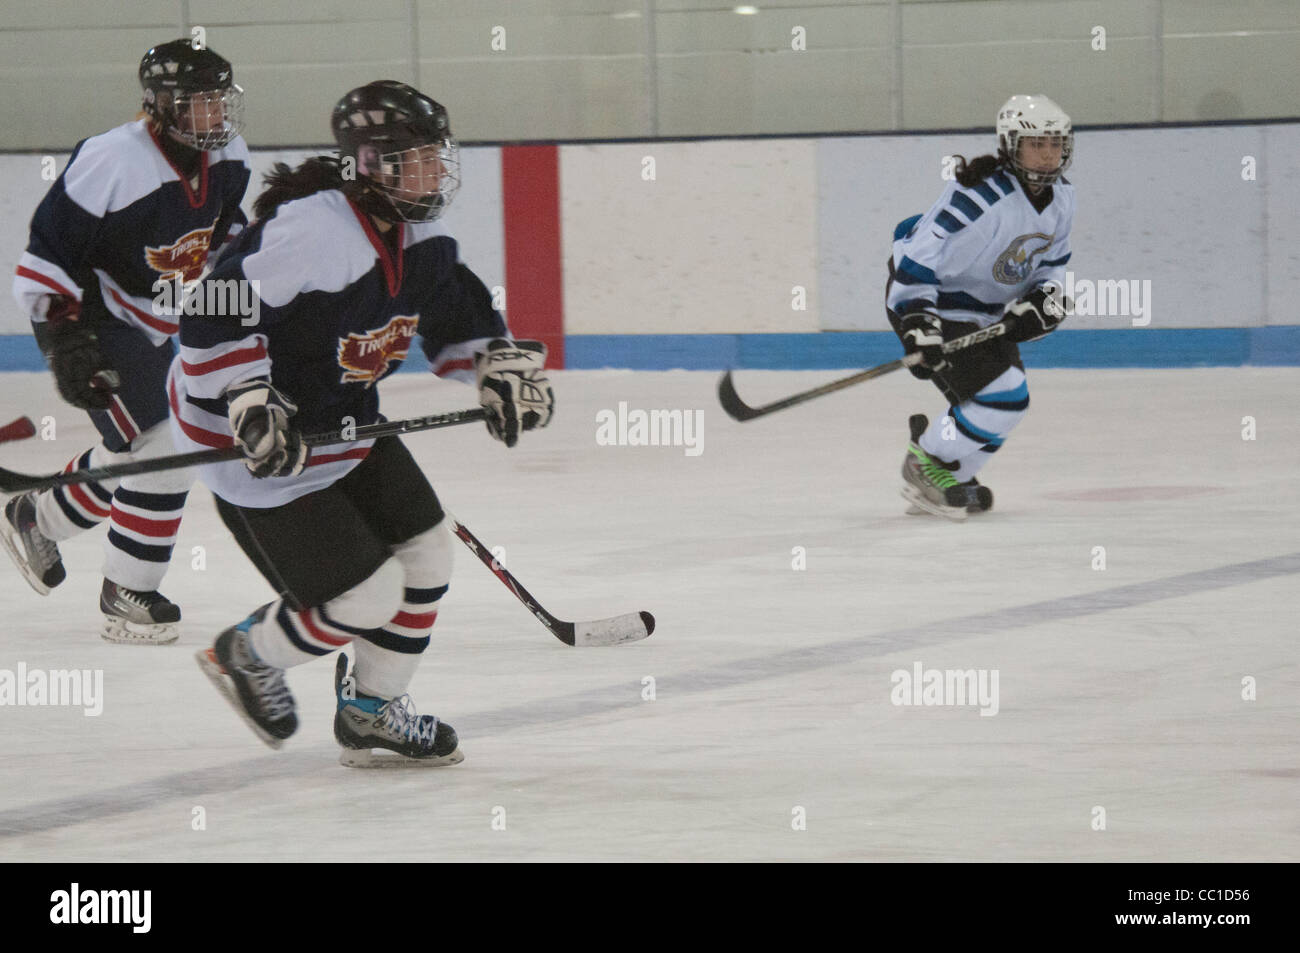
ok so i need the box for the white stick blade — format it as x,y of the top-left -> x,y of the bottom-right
574,611 -> 655,647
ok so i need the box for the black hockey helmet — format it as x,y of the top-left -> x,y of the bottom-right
139,39 -> 244,151
332,81 -> 460,224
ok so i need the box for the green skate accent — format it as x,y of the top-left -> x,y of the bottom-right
907,445 -> 961,489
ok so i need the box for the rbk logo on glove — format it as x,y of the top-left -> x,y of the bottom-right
474,338 -> 555,448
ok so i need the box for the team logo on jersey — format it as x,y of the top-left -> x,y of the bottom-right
145,225 -> 216,283
337,315 -> 419,386
992,232 -> 1054,285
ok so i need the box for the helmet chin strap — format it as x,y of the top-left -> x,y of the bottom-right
148,116 -> 203,176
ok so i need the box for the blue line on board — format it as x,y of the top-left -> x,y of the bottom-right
1,327 -> 1297,372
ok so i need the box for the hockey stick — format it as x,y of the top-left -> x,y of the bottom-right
718,321 -> 1011,422
0,407 -> 488,494
0,417 -> 37,444
447,515 -> 655,647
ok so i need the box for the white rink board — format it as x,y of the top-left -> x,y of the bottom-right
560,139 -> 820,335
0,367 -> 1296,861
6,121 -> 1296,337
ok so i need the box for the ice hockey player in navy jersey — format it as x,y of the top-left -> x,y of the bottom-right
179,81 -> 554,766
886,94 -> 1074,521
3,40 -> 250,641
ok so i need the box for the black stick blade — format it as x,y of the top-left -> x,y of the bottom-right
717,371 -> 764,422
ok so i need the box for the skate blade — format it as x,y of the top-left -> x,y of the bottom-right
195,648 -> 286,750
102,615 -> 179,645
338,746 -> 465,769
912,502 -> 989,516
899,485 -> 968,522
0,521 -> 52,595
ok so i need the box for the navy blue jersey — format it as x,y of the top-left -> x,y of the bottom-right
13,118 -> 250,343
170,187 -> 507,507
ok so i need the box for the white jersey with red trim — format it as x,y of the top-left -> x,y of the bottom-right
13,118 -> 250,341
170,187 -> 508,508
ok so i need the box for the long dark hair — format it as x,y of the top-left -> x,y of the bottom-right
952,153 -> 1004,188
253,155 -> 360,219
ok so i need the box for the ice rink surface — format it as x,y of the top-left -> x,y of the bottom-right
0,365 -> 1296,862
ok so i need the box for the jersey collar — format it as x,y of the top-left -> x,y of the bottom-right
147,123 -> 209,209
348,199 -> 405,298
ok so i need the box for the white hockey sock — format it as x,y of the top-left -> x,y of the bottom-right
35,446 -> 121,542
103,486 -> 189,592
951,450 -> 995,483
84,424 -> 197,592
920,368 -> 1029,475
249,558 -> 405,670
354,524 -> 453,700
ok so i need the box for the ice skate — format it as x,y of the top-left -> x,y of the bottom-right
900,414 -> 968,521
902,415 -> 993,517
333,654 -> 463,769
2,492 -> 66,595
946,478 -> 993,513
100,579 -> 181,644
196,611 -> 298,748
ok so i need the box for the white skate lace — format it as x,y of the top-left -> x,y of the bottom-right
114,586 -> 162,609
13,499 -> 60,570
379,695 -> 437,746
29,530 -> 61,571
244,663 -> 295,721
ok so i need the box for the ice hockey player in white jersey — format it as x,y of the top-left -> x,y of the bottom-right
3,40 -> 250,641
179,81 -> 554,767
886,94 -> 1074,520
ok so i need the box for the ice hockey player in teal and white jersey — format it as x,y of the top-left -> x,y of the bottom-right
886,94 -> 1074,521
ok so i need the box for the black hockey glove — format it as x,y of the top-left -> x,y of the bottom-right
226,380 -> 308,479
1005,285 -> 1070,343
33,296 -> 120,411
898,311 -> 949,380
474,338 -> 554,448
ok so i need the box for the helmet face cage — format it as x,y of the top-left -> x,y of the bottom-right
139,41 -> 244,151
1000,128 -> 1073,187
996,95 -> 1073,188
334,82 -> 460,224
148,85 -> 245,151
360,138 -> 461,223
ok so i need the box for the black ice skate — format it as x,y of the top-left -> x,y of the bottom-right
902,414 -> 993,517
100,579 -> 181,644
2,492 -> 66,595
333,653 -> 463,769
196,611 -> 298,748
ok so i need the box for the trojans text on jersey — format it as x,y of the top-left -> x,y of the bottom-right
145,222 -> 218,283
337,315 -> 419,386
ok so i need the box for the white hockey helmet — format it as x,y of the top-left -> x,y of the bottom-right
996,94 -> 1073,187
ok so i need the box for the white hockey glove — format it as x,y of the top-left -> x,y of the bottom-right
1005,285 -> 1071,343
474,338 -> 554,448
226,380 -> 308,478
898,311 -> 949,380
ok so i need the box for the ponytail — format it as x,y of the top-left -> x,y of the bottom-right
952,153 -> 1003,188
253,155 -> 356,219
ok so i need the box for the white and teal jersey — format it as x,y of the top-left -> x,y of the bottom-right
887,169 -> 1074,327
